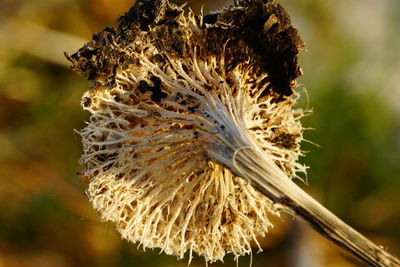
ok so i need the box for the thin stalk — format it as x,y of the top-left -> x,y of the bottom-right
230,145 -> 400,267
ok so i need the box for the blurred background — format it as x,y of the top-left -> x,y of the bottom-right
0,0 -> 399,266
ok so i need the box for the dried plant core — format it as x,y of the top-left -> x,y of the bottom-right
68,0 -> 306,263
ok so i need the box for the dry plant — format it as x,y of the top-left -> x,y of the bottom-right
66,0 -> 400,266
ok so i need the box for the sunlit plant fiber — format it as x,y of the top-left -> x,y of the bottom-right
67,0 -> 307,263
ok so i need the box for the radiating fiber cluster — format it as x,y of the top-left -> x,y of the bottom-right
67,0 -> 306,263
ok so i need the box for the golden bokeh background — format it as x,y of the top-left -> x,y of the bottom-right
0,0 -> 399,266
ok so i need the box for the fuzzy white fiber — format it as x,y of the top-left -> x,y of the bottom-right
75,4 -> 306,264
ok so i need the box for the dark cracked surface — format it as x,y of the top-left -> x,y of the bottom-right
66,0 -> 304,98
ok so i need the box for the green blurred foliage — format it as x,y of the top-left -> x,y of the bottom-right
0,0 -> 399,266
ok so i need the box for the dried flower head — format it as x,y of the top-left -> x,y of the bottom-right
67,0 -> 306,263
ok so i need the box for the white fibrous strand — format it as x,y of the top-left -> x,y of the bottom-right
70,0 -> 306,263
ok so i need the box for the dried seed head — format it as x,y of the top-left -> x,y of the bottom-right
68,0 -> 306,263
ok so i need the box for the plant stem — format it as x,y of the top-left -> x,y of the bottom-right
231,146 -> 400,267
